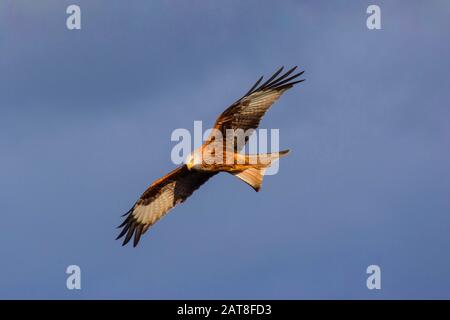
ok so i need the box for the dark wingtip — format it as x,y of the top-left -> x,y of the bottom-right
122,223 -> 136,246
115,224 -> 129,240
256,66 -> 285,91
281,78 -> 305,89
133,225 -> 144,247
241,66 -> 304,99
115,233 -> 124,241
243,75 -> 264,97
117,205 -> 146,247
121,207 -> 134,217
117,213 -> 132,228
116,210 -> 133,241
268,70 -> 305,90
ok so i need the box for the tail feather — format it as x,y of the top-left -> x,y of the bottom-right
234,167 -> 267,192
232,149 -> 290,191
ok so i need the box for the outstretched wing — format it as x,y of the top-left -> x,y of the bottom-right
208,66 -> 305,152
117,165 -> 217,247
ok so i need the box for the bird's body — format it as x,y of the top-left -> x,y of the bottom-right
117,66 -> 305,246
185,145 -> 285,172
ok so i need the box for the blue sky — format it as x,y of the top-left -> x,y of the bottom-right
1,0 -> 450,299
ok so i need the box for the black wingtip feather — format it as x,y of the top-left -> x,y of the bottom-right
244,75 -> 264,96
117,214 -> 131,228
133,225 -> 144,247
121,207 -> 134,217
261,66 -> 297,90
122,223 -> 136,246
267,70 -> 304,90
256,66 -> 285,91
242,66 -> 304,98
285,79 -> 305,87
116,222 -> 130,240
117,205 -> 147,247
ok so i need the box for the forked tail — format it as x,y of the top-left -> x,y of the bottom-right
232,149 -> 290,192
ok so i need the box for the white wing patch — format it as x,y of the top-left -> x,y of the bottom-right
132,181 -> 176,225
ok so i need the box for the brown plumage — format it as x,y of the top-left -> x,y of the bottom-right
117,66 -> 305,246
209,66 -> 304,151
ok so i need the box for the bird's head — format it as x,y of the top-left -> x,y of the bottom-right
185,152 -> 196,170
184,149 -> 203,171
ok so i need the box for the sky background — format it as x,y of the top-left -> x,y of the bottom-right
1,0 -> 450,299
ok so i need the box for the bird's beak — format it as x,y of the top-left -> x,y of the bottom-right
186,161 -> 193,170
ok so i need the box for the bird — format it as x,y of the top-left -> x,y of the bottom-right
117,66 -> 305,246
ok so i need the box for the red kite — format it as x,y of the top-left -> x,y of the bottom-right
117,66 -> 305,246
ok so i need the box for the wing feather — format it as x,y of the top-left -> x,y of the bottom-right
208,66 -> 305,151
117,165 -> 216,247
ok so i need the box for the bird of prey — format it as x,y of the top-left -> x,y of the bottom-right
117,66 -> 305,246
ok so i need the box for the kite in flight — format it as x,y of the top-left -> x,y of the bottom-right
117,66 -> 305,246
